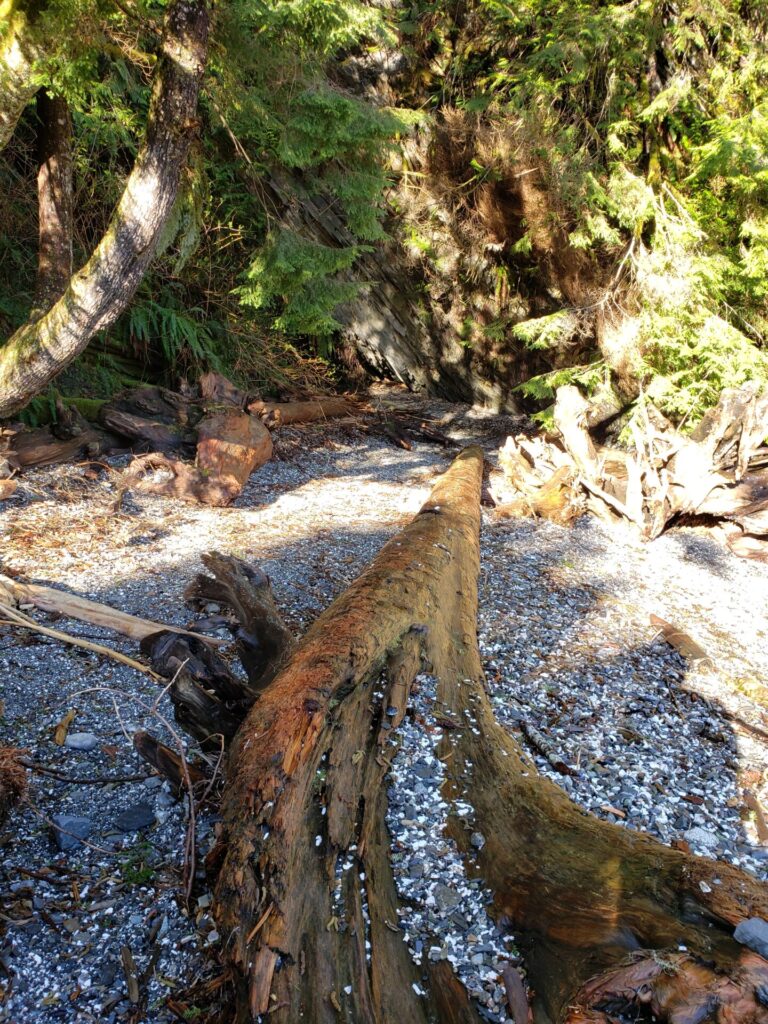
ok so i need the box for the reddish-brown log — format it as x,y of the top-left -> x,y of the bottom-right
200,447 -> 768,1023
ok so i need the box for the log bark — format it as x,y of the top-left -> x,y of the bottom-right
124,411 -> 273,506
247,397 -> 353,426
189,447 -> 768,1023
0,0 -> 209,418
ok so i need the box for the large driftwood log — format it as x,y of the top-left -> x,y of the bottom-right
247,396 -> 353,426
136,450 -> 768,1022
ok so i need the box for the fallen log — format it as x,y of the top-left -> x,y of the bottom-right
247,396 -> 353,426
2,400 -> 109,468
139,450 -> 768,1022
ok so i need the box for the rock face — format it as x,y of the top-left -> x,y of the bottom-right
264,173 -> 519,412
734,917 -> 768,959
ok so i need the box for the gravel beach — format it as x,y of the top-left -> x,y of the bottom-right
1,405 -> 766,1022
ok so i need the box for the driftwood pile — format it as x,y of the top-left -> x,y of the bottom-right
0,372 -> 454,506
0,374 -> 356,507
492,382 -> 768,560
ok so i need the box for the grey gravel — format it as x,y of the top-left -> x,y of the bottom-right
479,515 -> 768,878
734,917 -> 768,959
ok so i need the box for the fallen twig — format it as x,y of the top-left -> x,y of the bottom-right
19,759 -> 151,786
0,605 -> 162,678
0,574 -> 225,646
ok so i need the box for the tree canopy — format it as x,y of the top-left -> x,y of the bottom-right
0,0 -> 766,425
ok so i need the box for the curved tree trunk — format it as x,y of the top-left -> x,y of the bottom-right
0,0 -> 210,418
159,448 -> 765,1023
0,2 -> 48,155
32,89 -> 73,317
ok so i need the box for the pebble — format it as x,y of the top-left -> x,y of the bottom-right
50,814 -> 93,851
734,917 -> 768,959
63,732 -> 100,751
114,804 -> 157,832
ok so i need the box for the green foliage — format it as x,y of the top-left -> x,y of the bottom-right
511,310 -> 579,351
399,0 -> 768,422
237,230 -> 361,335
119,841 -> 156,887
516,360 -> 608,428
123,290 -> 222,371
208,0 -> 401,340
0,0 -> 403,402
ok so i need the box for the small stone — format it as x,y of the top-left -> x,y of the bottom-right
96,961 -> 118,987
114,804 -> 156,832
51,814 -> 93,851
433,883 -> 461,911
734,918 -> 768,959
470,832 -> 485,850
684,826 -> 717,850
64,732 -> 99,751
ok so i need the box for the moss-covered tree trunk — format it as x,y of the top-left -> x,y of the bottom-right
0,0 -> 209,419
0,1 -> 48,155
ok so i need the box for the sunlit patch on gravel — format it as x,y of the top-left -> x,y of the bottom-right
386,673 -> 515,1022
479,516 -> 768,881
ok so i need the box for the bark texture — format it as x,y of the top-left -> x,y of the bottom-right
33,89 -> 73,316
0,0 -> 210,418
